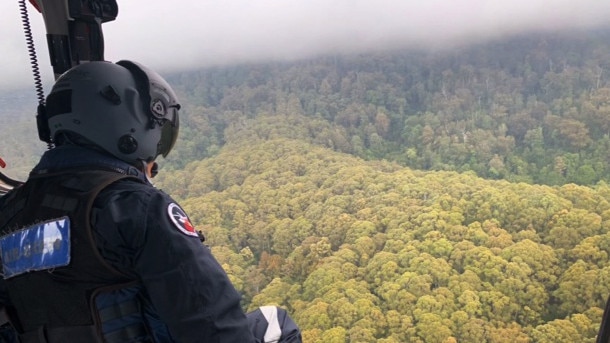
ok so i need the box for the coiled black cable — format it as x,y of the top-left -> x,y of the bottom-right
18,0 -> 53,151
18,0 -> 45,105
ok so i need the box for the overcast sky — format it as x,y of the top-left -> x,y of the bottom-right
1,0 -> 610,93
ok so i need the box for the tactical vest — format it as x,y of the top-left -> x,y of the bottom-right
0,170 -> 153,343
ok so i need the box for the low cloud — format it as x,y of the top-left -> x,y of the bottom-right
1,0 -> 610,91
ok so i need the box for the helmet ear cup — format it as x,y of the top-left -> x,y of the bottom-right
118,134 -> 138,154
36,103 -> 52,144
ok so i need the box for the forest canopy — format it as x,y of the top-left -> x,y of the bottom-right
155,136 -> 610,342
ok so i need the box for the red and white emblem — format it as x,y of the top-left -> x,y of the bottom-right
167,203 -> 198,237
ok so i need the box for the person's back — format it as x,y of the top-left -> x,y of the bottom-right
0,61 -> 264,342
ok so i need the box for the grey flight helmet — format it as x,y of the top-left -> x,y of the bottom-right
44,60 -> 180,166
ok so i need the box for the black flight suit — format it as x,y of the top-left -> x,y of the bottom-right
0,145 -> 255,343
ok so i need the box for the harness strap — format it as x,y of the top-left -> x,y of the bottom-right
19,323 -> 148,343
0,307 -> 12,327
104,323 -> 149,343
99,299 -> 140,323
20,325 -> 101,343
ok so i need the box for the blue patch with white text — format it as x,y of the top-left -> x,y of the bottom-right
0,217 -> 71,279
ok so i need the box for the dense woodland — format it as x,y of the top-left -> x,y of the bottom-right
3,29 -> 610,341
157,29 -> 610,187
155,137 -> 610,342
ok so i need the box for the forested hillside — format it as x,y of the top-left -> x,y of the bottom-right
4,30 -> 610,184
155,134 -> 610,342
161,29 -> 610,186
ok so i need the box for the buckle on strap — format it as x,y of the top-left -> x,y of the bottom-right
98,299 -> 151,343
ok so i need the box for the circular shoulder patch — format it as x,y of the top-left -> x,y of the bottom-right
167,203 -> 198,237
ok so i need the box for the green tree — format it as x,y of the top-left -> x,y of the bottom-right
415,313 -> 453,343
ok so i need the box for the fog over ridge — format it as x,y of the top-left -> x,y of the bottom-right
1,0 -> 610,91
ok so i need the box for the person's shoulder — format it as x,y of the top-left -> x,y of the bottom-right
95,176 -> 169,206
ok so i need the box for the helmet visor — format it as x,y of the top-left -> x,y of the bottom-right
158,107 -> 179,157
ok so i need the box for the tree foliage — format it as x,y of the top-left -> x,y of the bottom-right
154,135 -> 610,341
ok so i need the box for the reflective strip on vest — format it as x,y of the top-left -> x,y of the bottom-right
260,306 -> 282,343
